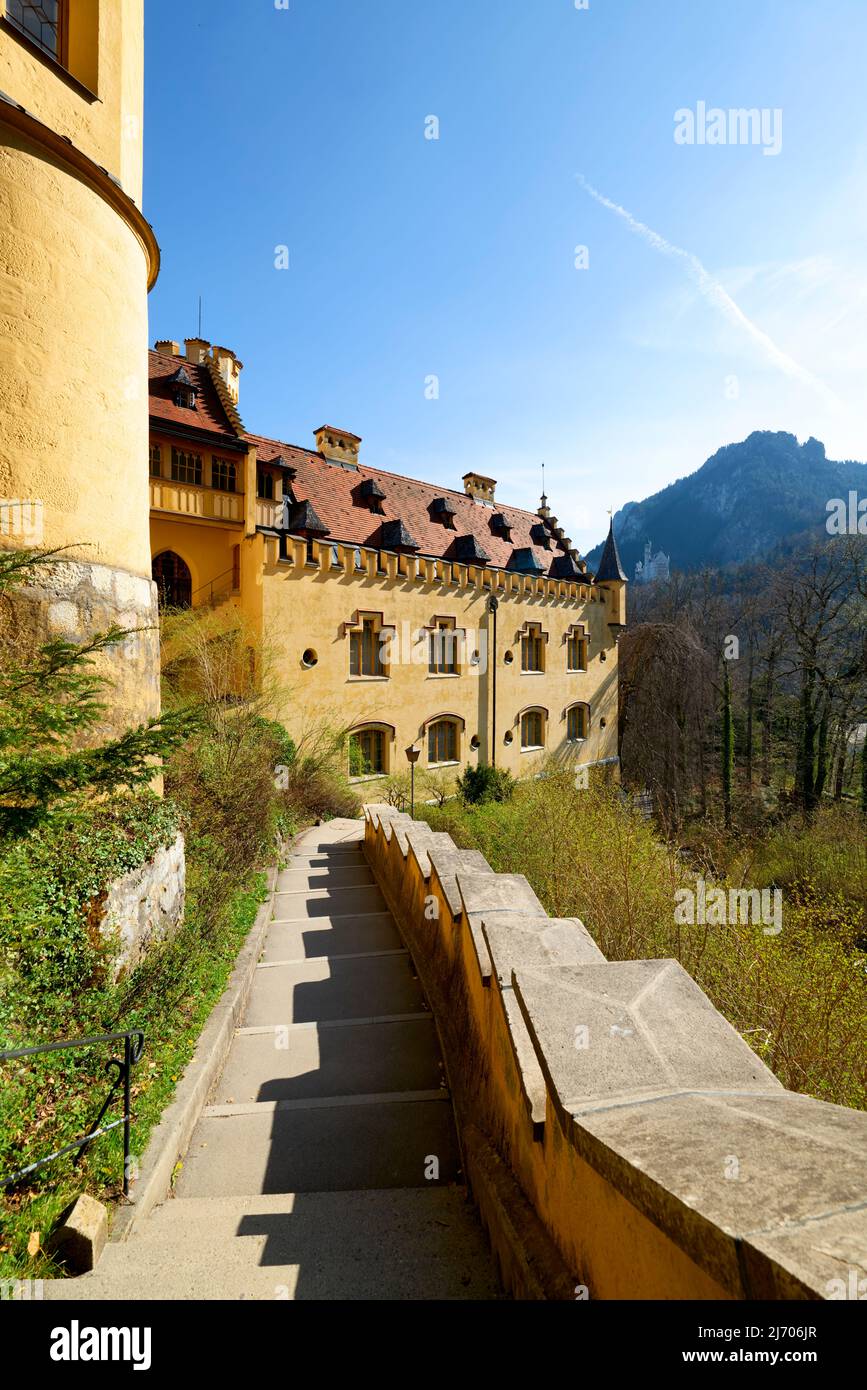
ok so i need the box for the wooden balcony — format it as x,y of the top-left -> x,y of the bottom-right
150,479 -> 244,525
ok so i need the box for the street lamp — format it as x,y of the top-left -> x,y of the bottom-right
405,744 -> 421,817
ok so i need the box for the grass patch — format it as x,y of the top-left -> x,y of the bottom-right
0,871 -> 267,1280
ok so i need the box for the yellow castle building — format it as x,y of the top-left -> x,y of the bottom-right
0,0 -> 160,723
0,4 -> 625,781
148,338 -> 627,784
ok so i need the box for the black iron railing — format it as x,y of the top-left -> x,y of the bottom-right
0,1030 -> 145,1197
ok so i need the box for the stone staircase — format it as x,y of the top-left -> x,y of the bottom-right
50,819 -> 500,1300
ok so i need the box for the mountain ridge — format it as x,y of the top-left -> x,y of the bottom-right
584,431 -> 866,578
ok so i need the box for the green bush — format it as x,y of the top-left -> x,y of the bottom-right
457,763 -> 515,806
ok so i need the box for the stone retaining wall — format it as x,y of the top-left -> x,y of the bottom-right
0,558 -> 161,731
98,833 -> 185,980
364,804 -> 867,1301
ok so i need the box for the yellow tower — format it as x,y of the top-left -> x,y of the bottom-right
0,0 -> 161,721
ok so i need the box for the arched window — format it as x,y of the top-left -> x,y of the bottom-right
566,703 -> 590,742
427,717 -> 460,765
520,708 -> 546,750
348,724 -> 393,777
152,551 -> 192,610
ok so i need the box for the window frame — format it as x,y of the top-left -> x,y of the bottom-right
566,627 -> 589,672
347,723 -> 395,778
349,728 -> 386,777
520,708 -> 546,751
427,717 -> 460,766
349,617 -> 387,679
566,703 -> 591,742
428,618 -> 460,676
520,623 -> 547,673
212,457 -> 237,493
6,0 -> 68,66
170,447 -> 203,487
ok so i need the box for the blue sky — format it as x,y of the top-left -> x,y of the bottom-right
144,0 -> 867,553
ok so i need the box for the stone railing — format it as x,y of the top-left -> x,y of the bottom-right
364,804 -> 867,1300
149,479 -> 243,524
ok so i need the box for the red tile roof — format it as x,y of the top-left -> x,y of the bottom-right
148,349 -> 239,440
247,430 -> 585,576
147,350 -> 589,577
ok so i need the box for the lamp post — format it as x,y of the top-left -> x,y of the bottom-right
405,744 -> 420,817
487,594 -> 499,767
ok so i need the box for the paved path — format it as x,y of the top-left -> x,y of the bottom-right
55,819 -> 500,1300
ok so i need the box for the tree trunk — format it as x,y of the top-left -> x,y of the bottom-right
761,650 -> 776,787
797,655 -> 818,815
814,699 -> 830,805
745,640 -> 755,788
722,660 -> 734,828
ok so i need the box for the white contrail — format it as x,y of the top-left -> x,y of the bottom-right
577,175 -> 839,410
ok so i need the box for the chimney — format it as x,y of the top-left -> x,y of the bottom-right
314,425 -> 361,469
154,339 -> 180,356
184,337 -> 211,365
463,472 -> 497,504
212,345 -> 243,404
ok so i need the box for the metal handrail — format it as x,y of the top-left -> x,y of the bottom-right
0,1030 -> 145,1197
191,566 -> 237,604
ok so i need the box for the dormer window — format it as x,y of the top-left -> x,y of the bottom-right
358,479 -> 386,514
490,513 -> 512,541
431,497 -> 457,530
169,366 -> 198,411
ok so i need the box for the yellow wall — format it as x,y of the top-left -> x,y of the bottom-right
145,492 -> 621,779
257,535 -> 621,780
150,515 -> 243,606
0,0 -> 158,724
0,0 -> 144,202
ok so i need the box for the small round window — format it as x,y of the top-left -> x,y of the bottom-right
301,648 -> 318,669
503,730 -> 514,745
504,650 -> 514,665
470,734 -> 480,751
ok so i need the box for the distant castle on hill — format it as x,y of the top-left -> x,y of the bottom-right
634,539 -> 670,584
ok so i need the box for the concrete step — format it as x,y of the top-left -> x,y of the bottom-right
276,866 -> 375,893
45,1189 -> 501,1301
214,1017 -> 444,1104
294,823 -> 364,854
287,850 -> 366,871
176,1095 -> 460,1197
244,953 -> 424,1028
262,912 -> 402,962
272,884 -> 387,919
